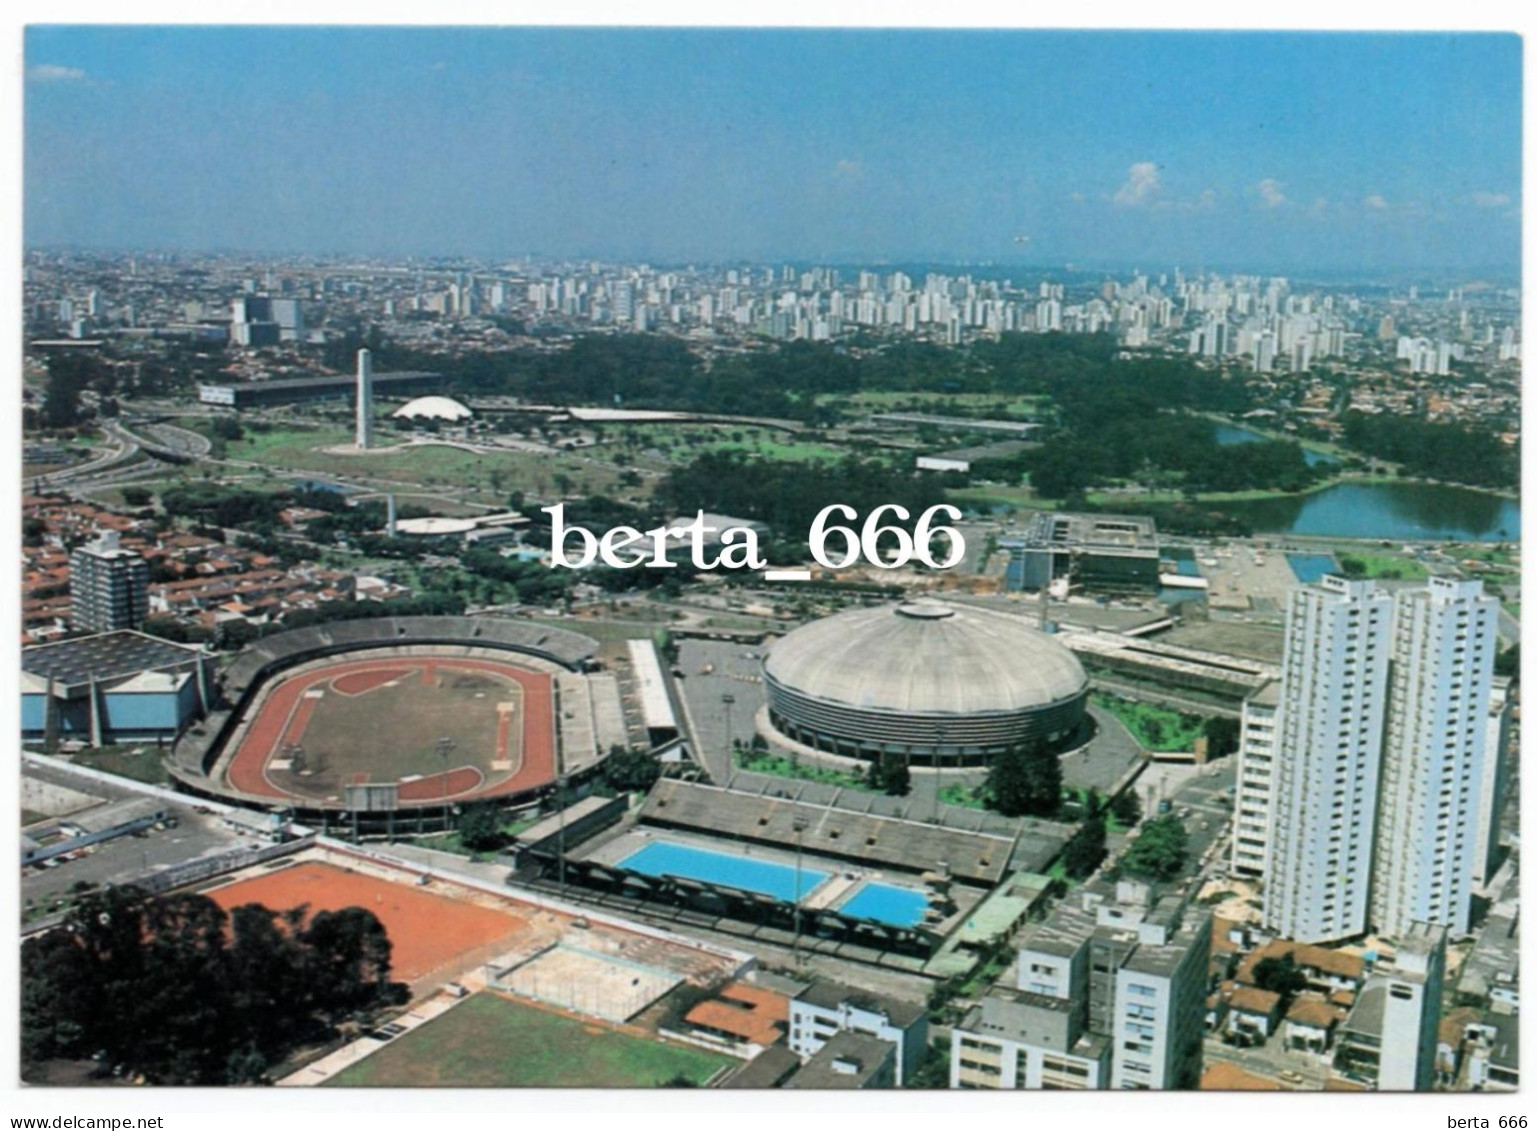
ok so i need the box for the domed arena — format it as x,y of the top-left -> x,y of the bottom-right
392,394 -> 473,422
763,599 -> 1089,765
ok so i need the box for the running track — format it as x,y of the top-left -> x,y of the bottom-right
225,655 -> 556,806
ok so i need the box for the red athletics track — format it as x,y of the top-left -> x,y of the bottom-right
224,655 -> 555,806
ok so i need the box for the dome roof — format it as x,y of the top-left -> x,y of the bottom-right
393,395 -> 473,421
764,599 -> 1087,716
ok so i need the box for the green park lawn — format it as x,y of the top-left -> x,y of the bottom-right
735,746 -> 871,791
606,422 -> 844,466
1335,552 -> 1430,581
219,422 -> 631,501
1091,695 -> 1206,753
327,992 -> 734,1088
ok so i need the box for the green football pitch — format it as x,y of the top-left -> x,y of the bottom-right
327,993 -> 736,1088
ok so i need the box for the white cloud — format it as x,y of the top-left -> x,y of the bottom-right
1113,161 -> 1161,207
1196,188 -> 1217,210
1255,178 -> 1286,208
1363,194 -> 1389,210
1471,191 -> 1511,208
832,158 -> 864,183
28,63 -> 86,83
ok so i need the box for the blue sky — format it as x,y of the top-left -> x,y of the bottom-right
24,27 -> 1522,273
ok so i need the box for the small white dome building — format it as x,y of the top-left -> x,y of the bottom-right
393,395 -> 473,423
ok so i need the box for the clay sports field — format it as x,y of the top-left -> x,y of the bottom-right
223,654 -> 556,807
206,860 -> 530,985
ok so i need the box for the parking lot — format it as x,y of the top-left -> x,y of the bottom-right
21,758 -> 256,922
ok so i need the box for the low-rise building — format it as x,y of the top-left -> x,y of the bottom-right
954,878 -> 1211,1091
1225,986 -> 1282,1042
951,987 -> 1111,1090
787,980 -> 927,1086
1333,922 -> 1446,1091
782,1031 -> 897,1090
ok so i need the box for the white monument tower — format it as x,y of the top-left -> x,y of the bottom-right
355,348 -> 374,449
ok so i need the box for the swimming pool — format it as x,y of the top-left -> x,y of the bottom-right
1286,552 -> 1340,584
837,882 -> 930,928
619,841 -> 828,902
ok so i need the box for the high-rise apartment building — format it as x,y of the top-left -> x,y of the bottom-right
1230,680 -> 1279,877
1264,576 -> 1393,943
1371,578 -> 1499,937
69,530 -> 149,633
1472,676 -> 1515,889
1255,576 -> 1500,943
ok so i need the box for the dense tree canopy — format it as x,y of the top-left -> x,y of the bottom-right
1343,412 -> 1517,490
985,744 -> 1062,818
1061,817 -> 1108,880
1120,814 -> 1189,882
22,887 -> 406,1084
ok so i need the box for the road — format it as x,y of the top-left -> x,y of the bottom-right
1204,1037 -> 1331,1089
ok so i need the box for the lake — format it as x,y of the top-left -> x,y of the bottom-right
1215,481 -> 1521,542
1215,423 -> 1338,467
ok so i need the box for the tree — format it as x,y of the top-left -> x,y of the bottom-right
1110,789 -> 1143,828
1495,643 -> 1519,678
1061,817 -> 1107,880
602,747 -> 661,793
986,743 -> 1062,818
1202,716 -> 1240,759
456,803 -> 507,852
874,752 -> 912,797
986,745 -> 1032,817
1251,954 -> 1309,999
22,886 -> 405,1085
1121,815 -> 1188,882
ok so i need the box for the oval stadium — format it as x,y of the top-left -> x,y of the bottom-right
169,617 -> 617,831
762,599 -> 1089,765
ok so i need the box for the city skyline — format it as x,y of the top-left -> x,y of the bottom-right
24,27 -> 1522,271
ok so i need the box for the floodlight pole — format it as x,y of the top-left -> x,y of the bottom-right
792,812 -> 809,968
556,773 -> 569,894
436,736 -> 455,832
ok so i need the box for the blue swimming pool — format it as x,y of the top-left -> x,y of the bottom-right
838,882 -> 930,928
1286,552 -> 1340,584
620,841 -> 828,902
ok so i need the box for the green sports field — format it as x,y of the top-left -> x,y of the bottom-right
327,992 -> 735,1087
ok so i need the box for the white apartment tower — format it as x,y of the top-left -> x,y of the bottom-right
355,348 -> 374,450
1371,578 -> 1498,937
1230,680 -> 1280,877
1264,576 -> 1393,943
69,530 -> 149,633
1472,677 -> 1515,889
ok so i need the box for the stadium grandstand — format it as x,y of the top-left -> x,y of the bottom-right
169,616 -> 620,832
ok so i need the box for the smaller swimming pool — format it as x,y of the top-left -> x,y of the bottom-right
1286,552 -> 1340,584
838,882 -> 930,928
